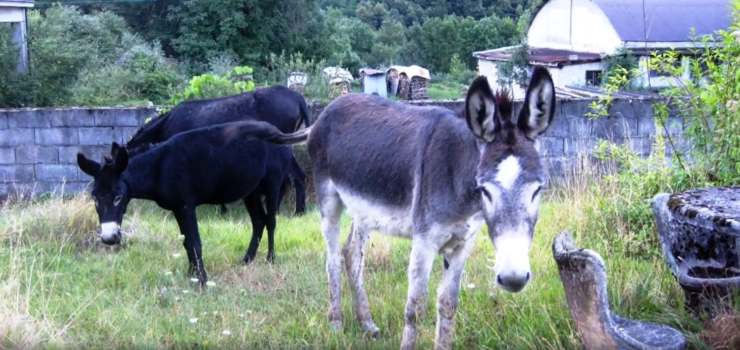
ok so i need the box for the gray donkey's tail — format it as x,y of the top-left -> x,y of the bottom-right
268,126 -> 311,145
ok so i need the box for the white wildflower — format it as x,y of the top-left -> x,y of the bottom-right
206,281 -> 216,287
189,317 -> 198,324
190,278 -> 199,283
222,330 -> 232,336
466,283 -> 476,289
172,253 -> 181,258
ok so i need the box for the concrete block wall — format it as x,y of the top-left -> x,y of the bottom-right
537,99 -> 686,179
0,107 -> 156,199
409,98 -> 686,181
0,98 -> 685,199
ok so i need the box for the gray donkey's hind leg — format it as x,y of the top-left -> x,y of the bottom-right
342,223 -> 380,337
317,182 -> 344,330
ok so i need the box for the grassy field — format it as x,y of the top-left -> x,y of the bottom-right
426,80 -> 465,100
0,186 -> 726,349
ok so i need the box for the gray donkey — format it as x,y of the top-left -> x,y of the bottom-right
274,67 -> 556,349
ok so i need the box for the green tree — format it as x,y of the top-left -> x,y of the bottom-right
367,19 -> 406,66
169,0 -> 328,73
356,1 -> 389,29
324,8 -> 375,73
405,14 -> 519,72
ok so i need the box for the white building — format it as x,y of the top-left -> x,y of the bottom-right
0,0 -> 33,73
474,0 -> 732,98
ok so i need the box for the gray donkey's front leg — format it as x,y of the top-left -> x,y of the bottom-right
401,239 -> 436,350
435,236 -> 476,349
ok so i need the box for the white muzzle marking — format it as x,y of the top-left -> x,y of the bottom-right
100,222 -> 120,241
493,229 -> 532,279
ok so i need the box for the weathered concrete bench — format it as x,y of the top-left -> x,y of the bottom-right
652,187 -> 740,317
553,231 -> 687,350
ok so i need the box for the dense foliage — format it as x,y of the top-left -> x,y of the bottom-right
583,4 -> 740,261
1,1 -> 542,107
648,26 -> 740,185
32,0 -> 536,73
0,5 -> 180,107
169,66 -> 256,106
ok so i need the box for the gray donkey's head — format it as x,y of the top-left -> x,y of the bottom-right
465,67 -> 555,292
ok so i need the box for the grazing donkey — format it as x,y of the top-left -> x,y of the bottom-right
126,85 -> 309,214
274,67 -> 556,349
77,121 -> 298,285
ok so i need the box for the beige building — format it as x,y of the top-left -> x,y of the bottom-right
474,0 -> 732,98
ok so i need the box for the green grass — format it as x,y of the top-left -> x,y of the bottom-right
0,191 -> 714,349
427,80 -> 465,100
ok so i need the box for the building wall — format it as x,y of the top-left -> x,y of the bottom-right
478,60 -> 526,99
552,62 -> 606,87
0,99 -> 687,200
528,0 -> 622,54
478,61 -> 606,97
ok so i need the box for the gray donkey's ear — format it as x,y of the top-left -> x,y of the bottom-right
465,76 -> 499,142
518,67 -> 555,139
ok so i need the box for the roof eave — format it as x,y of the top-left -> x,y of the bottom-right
0,1 -> 34,8
472,44 -> 523,59
623,41 -> 722,49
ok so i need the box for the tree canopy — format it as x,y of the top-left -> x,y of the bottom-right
33,0 -> 537,74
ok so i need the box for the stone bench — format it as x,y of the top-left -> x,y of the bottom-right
652,187 -> 740,317
553,231 -> 687,350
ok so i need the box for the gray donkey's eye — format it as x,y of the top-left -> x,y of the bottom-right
532,186 -> 542,201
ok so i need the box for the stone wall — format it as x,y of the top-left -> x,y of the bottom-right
534,98 -> 686,179
0,98 -> 685,199
0,107 -> 156,199
308,97 -> 687,184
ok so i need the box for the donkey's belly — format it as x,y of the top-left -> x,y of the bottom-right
336,186 -> 413,237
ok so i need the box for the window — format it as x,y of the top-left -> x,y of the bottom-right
648,55 -> 685,77
585,70 -> 603,86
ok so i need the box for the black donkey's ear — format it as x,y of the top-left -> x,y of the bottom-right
77,153 -> 101,177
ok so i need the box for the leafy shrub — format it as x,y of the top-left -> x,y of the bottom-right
259,52 -> 329,102
587,131 -> 709,258
586,66 -> 638,119
70,36 -> 182,106
447,54 -> 475,84
581,5 -> 739,258
19,5 -> 131,106
648,23 -> 740,184
169,66 -> 255,106
0,5 -> 184,107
